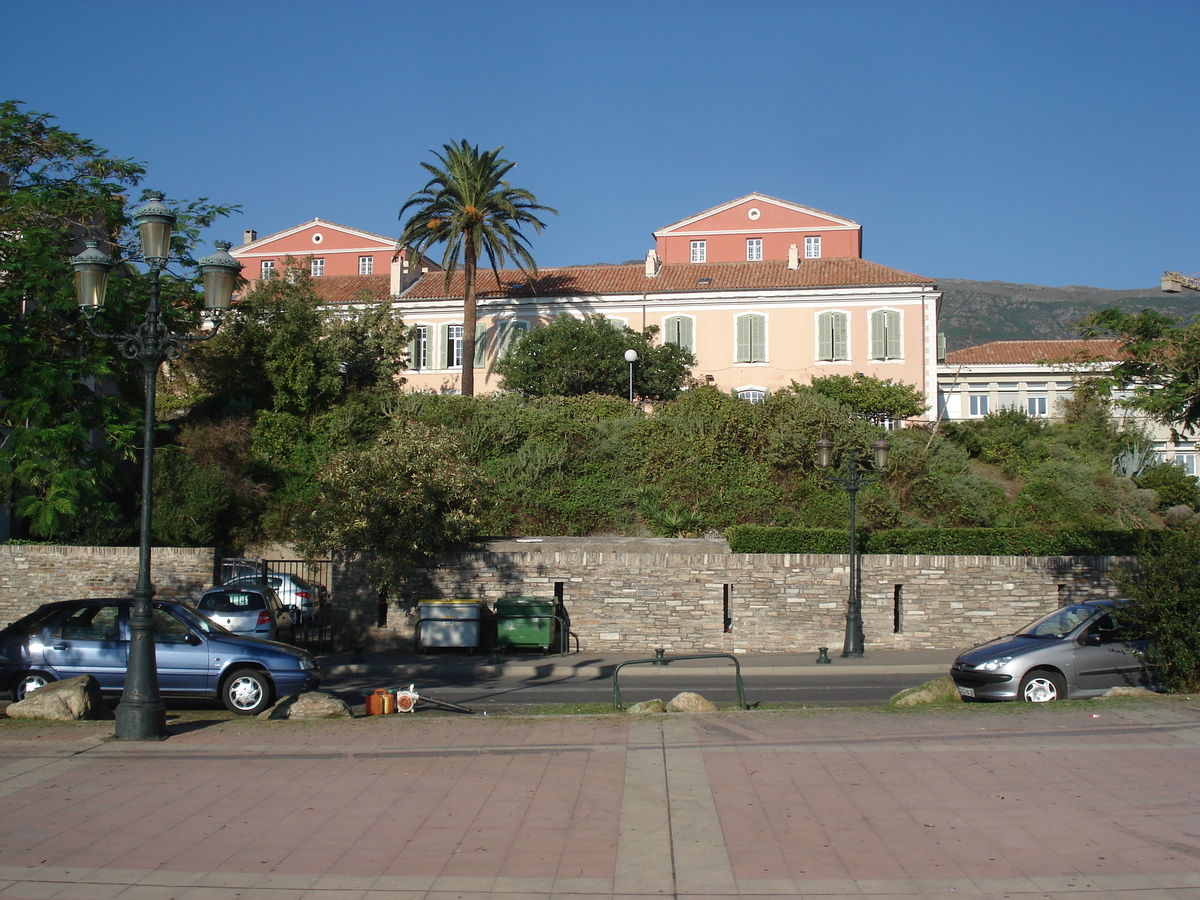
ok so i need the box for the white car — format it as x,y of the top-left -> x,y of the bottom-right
225,573 -> 317,620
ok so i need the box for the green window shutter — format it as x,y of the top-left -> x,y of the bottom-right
736,315 -> 751,362
474,322 -> 489,367
737,314 -> 763,362
885,311 -> 901,359
871,310 -> 886,360
666,316 -> 694,353
832,313 -> 847,361
498,320 -> 528,357
818,312 -> 833,361
438,323 -> 449,369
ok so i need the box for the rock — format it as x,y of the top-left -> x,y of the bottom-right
1099,686 -> 1161,699
5,676 -> 113,720
666,691 -> 717,712
890,677 -> 963,706
626,699 -> 666,714
260,692 -> 352,720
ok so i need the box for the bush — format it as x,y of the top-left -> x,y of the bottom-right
1136,462 -> 1199,512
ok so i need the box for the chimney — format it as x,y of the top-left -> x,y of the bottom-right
390,258 -> 404,295
644,248 -> 661,277
243,229 -> 257,245
787,244 -> 799,269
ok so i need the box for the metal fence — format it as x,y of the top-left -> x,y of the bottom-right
218,556 -> 334,653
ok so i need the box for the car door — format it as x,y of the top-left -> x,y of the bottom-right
151,605 -> 213,697
1073,611 -> 1152,694
41,602 -> 128,691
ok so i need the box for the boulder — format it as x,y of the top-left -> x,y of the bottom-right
626,699 -> 666,714
666,691 -> 717,712
5,676 -> 113,721
1100,686 -> 1162,699
891,677 -> 963,707
260,692 -> 352,720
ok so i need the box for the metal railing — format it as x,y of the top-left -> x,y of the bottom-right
612,651 -> 748,710
495,613 -> 570,656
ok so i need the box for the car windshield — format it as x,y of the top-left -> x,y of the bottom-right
168,602 -> 233,636
1016,604 -> 1100,639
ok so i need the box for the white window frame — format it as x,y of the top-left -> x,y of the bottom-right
1174,452 -> 1196,476
359,256 -> 374,275
737,388 -> 766,404
664,315 -> 695,354
816,310 -> 849,362
409,324 -> 429,371
690,240 -> 706,263
735,313 -> 766,364
447,324 -> 464,369
311,257 -> 325,277
969,394 -> 990,416
1027,396 -> 1048,417
805,236 -> 821,259
261,259 -> 275,279
746,238 -> 762,261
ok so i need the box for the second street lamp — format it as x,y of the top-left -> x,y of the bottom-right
815,435 -> 890,658
70,192 -> 241,741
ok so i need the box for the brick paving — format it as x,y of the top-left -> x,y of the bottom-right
0,699 -> 1199,898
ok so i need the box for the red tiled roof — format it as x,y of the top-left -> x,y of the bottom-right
396,258 -> 934,302
309,274 -> 391,304
945,339 -> 1125,365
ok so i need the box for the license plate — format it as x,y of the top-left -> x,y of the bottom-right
957,686 -> 975,698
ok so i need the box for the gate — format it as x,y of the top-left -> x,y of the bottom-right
218,555 -> 334,653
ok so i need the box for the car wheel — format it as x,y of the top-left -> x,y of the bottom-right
13,671 -> 55,702
1020,669 -> 1066,702
222,668 -> 273,715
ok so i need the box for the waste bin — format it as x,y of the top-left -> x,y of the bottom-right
495,598 -> 558,649
417,600 -> 481,649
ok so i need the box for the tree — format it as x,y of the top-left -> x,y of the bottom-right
1080,308 -> 1200,436
494,314 -> 695,400
396,140 -> 556,397
799,373 -> 927,424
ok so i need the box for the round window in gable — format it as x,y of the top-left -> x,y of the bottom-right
312,233 -> 323,245
747,208 -> 761,220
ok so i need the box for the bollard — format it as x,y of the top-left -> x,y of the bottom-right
815,647 -> 832,665
652,648 -> 668,666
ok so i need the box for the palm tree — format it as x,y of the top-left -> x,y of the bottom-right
397,140 -> 556,397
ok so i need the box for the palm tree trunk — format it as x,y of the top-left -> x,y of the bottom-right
461,233 -> 477,397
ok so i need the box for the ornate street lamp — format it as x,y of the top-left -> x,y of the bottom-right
815,434 -> 890,658
71,192 -> 241,740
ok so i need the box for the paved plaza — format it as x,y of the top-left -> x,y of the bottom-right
1,698 -> 1199,899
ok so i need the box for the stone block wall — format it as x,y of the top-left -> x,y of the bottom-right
0,545 -> 219,626
334,537 -> 1132,653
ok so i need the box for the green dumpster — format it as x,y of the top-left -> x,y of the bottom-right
495,598 -> 558,649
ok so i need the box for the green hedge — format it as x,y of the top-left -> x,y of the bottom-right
728,525 -> 1163,556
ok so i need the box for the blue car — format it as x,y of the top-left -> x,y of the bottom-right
0,598 -> 320,715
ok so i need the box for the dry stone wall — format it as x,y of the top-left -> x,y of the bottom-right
0,545 -> 218,626
333,537 -> 1131,653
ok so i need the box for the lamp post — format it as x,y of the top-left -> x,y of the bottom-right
71,192 -> 241,740
624,348 -> 638,403
815,434 -> 890,658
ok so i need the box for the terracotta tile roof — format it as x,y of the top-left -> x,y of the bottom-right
309,274 -> 391,304
944,339 -> 1125,365
396,258 -> 934,302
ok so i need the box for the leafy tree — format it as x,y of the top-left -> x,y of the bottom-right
799,373 -> 927,424
494,314 -> 694,400
1136,462 -> 1199,512
1081,307 -> 1200,436
397,140 -> 556,397
297,420 -> 490,592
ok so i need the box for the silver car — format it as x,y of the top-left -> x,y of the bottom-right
225,573 -> 316,620
196,587 -> 294,644
949,599 -> 1155,702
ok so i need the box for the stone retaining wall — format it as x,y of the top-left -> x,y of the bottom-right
0,545 -> 218,626
333,537 -> 1131,653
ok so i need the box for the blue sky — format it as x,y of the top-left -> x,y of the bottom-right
5,1 -> 1198,289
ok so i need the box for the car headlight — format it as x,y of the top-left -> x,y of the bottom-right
300,658 -> 317,671
977,656 -> 1013,672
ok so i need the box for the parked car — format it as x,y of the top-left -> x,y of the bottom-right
225,573 -> 317,620
195,586 -> 294,644
0,598 -> 320,715
949,599 -> 1156,702
220,557 -> 267,583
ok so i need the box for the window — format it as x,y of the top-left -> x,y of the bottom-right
735,313 -> 766,363
409,325 -> 428,371
737,389 -> 765,404
359,256 -> 374,275
970,394 -> 989,416
870,310 -> 901,360
1027,396 -> 1048,416
690,240 -> 706,263
446,324 -> 463,368
997,382 -> 1020,410
311,258 -> 324,277
261,260 -> 275,279
816,311 -> 848,361
664,315 -> 695,354
1175,453 -> 1196,476
746,238 -> 762,261
474,319 -> 529,365
805,236 -> 821,259
53,604 -> 121,641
